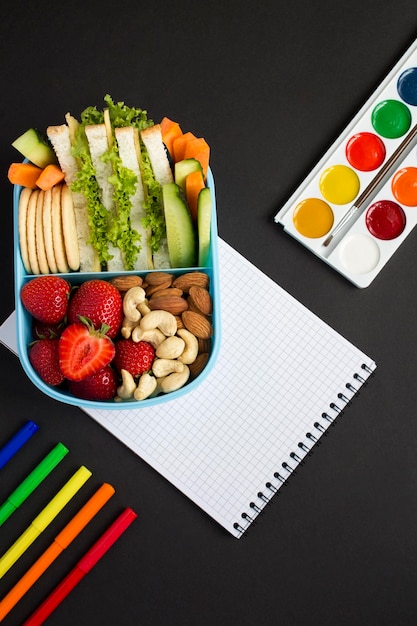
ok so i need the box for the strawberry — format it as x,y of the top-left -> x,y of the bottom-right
20,276 -> 71,324
114,339 -> 155,378
29,339 -> 65,386
32,319 -> 65,340
67,365 -> 118,401
67,279 -> 123,339
59,320 -> 116,381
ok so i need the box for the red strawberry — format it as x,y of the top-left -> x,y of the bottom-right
59,320 -> 116,381
67,365 -> 118,401
32,319 -> 65,340
21,276 -> 71,324
114,339 -> 155,378
29,339 -> 65,386
67,279 -> 123,339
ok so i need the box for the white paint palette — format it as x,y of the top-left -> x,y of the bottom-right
275,39 -> 417,288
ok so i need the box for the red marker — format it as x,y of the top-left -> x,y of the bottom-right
23,508 -> 137,625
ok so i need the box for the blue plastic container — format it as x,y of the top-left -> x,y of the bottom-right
14,169 -> 220,409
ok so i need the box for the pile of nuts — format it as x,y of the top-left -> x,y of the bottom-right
109,270 -> 214,401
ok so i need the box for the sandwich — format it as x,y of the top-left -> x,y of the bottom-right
47,95 -> 175,272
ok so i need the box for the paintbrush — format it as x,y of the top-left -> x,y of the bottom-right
322,122 -> 417,247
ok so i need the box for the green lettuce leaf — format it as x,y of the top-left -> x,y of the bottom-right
69,95 -> 168,269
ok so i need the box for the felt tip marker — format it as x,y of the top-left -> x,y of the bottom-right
0,466 -> 91,579
23,507 -> 138,626
0,421 -> 39,470
0,442 -> 69,526
0,483 -> 115,622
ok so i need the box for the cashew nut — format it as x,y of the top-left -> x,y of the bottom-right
177,328 -> 199,364
117,369 -> 137,400
137,299 -> 151,316
152,358 -> 184,378
134,372 -> 157,400
121,316 -> 139,339
156,336 -> 185,359
140,310 -> 177,337
131,326 -> 166,348
160,365 -> 190,393
123,286 -> 146,322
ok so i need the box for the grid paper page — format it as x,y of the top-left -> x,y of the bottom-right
84,239 -> 376,538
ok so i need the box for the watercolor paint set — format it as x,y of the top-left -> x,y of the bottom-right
275,38 -> 417,288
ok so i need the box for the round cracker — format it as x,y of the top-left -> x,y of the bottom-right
18,187 -> 33,273
26,189 -> 40,275
61,183 -> 80,271
51,184 -> 70,273
42,188 -> 58,273
35,190 -> 50,274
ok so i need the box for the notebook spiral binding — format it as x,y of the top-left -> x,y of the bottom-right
233,362 -> 375,537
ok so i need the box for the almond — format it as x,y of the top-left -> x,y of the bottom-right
150,287 -> 183,299
175,315 -> 185,329
145,271 -> 174,286
145,279 -> 173,297
197,337 -> 211,353
172,272 -> 209,293
149,295 -> 189,315
109,275 -> 143,291
188,286 -> 212,316
182,310 -> 213,339
189,352 -> 209,378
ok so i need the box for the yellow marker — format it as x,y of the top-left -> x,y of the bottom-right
0,483 -> 114,621
0,466 -> 91,579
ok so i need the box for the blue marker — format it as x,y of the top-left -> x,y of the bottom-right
0,422 -> 39,471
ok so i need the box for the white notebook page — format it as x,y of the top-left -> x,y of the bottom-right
0,238 -> 376,538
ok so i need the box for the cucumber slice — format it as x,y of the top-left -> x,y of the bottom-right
197,187 -> 212,267
162,183 -> 196,267
12,128 -> 56,168
174,158 -> 202,193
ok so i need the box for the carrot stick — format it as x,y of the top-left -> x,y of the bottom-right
172,132 -> 197,163
35,163 -> 65,190
7,162 -> 43,189
161,117 -> 183,157
185,170 -> 205,222
183,138 -> 210,179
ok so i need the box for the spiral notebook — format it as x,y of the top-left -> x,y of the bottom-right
0,238 -> 376,538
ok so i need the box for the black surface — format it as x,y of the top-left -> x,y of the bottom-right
1,2 -> 417,624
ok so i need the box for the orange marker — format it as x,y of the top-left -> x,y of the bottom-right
0,483 -> 115,622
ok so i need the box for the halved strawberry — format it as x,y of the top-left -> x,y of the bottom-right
58,319 -> 115,382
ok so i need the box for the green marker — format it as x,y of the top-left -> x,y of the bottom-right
0,443 -> 69,526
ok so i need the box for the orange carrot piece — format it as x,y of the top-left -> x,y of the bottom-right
172,131 -> 197,163
185,170 -> 205,223
35,163 -> 65,191
183,137 -> 210,179
7,162 -> 43,189
160,117 -> 183,158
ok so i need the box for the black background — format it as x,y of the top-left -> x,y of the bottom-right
1,1 -> 417,624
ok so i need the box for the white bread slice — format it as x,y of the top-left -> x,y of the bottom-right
84,124 -> 124,272
47,124 -> 100,272
140,124 -> 173,185
140,124 -> 173,269
115,126 -> 152,270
